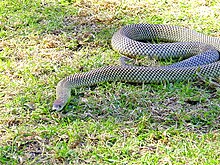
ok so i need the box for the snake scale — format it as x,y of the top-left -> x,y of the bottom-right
52,24 -> 220,111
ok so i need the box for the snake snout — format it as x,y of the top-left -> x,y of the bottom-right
52,99 -> 66,111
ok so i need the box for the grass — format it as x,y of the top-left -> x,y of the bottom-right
0,0 -> 220,164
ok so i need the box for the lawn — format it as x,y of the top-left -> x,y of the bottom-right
0,0 -> 219,164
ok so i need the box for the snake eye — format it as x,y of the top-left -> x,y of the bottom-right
58,105 -> 64,110
52,104 -> 63,111
52,99 -> 65,111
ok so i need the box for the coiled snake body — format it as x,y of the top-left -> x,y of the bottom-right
52,24 -> 220,111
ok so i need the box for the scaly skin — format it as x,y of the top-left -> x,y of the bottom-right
52,24 -> 220,111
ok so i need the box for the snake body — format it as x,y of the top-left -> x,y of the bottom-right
52,24 -> 220,111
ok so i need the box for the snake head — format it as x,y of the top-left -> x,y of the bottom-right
52,98 -> 67,111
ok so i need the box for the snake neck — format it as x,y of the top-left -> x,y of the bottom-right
52,66 -> 118,110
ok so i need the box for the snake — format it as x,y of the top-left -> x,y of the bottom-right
52,23 -> 220,111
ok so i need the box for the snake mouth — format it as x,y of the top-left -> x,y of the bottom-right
52,105 -> 63,111
52,99 -> 66,111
